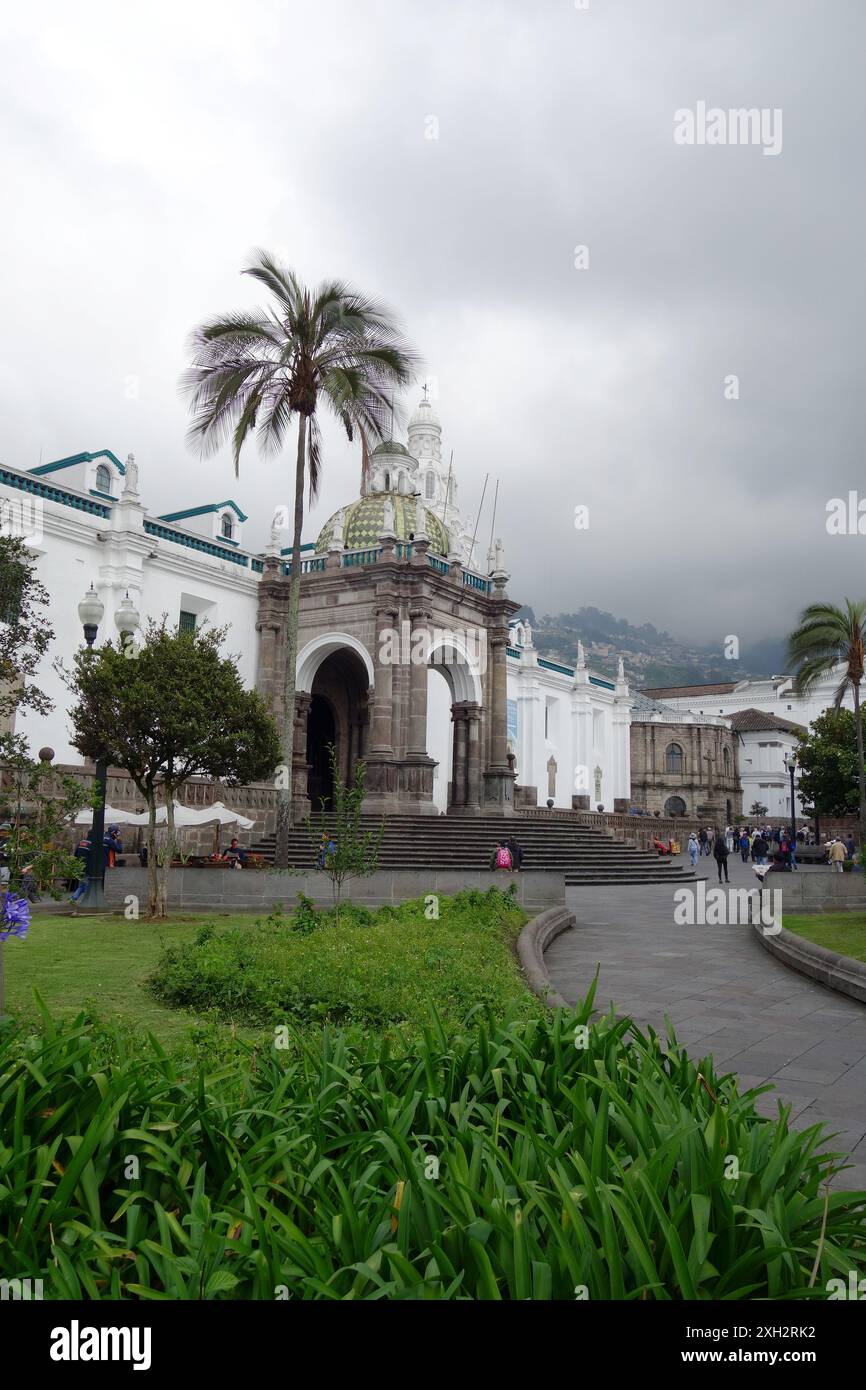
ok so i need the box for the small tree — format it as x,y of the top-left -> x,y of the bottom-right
67,620 -> 282,918
0,535 -> 88,896
0,734 -> 90,894
795,709 -> 863,821
308,745 -> 382,921
0,534 -> 53,722
749,801 -> 769,818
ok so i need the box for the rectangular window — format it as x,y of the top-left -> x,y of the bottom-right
179,610 -> 197,634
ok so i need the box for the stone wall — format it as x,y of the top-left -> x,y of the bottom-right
102,866 -> 565,913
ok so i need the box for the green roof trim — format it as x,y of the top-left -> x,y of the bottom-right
159,501 -> 248,524
1,466 -> 111,517
30,449 -> 125,477
589,676 -> 615,690
143,520 -> 249,567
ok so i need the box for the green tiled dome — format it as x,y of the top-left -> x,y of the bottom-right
316,491 -> 450,556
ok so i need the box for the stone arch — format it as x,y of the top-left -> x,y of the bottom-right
426,630 -> 483,706
426,631 -> 485,813
664,795 -> 687,817
297,636 -> 373,813
296,632 -> 375,694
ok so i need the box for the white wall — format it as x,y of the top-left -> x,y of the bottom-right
2,469 -> 260,764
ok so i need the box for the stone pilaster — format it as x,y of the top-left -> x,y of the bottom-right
291,691 -> 312,821
482,630 -> 515,812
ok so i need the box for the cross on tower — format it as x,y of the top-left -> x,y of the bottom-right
702,748 -> 715,796
422,381 -> 429,403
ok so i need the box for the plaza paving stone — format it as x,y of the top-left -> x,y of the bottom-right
545,854 -> 866,1188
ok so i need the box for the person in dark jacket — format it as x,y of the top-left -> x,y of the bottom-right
504,836 -> 523,871
712,829 -> 730,884
751,833 -> 769,866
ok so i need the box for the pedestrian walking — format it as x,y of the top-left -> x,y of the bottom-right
739,830 -> 750,863
712,829 -> 730,884
829,838 -> 846,873
687,831 -> 699,868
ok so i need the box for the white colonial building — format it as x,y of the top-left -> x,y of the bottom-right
505,623 -> 632,813
0,396 -> 632,816
640,677 -> 848,819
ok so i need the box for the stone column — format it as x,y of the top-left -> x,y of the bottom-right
369,606 -> 397,755
291,691 -> 312,820
489,633 -> 509,769
407,608 -> 430,756
450,703 -> 468,810
482,629 -> 516,812
464,702 -> 483,811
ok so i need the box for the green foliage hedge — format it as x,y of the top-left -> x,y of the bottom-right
0,993 -> 863,1300
148,887 -> 535,1035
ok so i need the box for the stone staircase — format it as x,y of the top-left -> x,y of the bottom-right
249,813 -> 702,886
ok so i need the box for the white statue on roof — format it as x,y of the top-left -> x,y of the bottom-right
122,453 -> 140,499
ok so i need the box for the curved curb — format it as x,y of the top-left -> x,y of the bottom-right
517,906 -> 575,1008
753,919 -> 866,1006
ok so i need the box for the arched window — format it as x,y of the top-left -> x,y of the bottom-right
425,472 -> 435,499
723,746 -> 731,775
384,470 -> 391,492
665,742 -> 684,774
221,512 -> 233,540
95,463 -> 111,494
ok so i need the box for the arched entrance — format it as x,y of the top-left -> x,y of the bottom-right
426,633 -> 484,815
298,641 -> 372,814
307,694 -> 337,811
664,795 -> 687,818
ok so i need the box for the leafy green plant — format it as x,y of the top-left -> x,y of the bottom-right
0,991 -> 863,1301
148,888 -> 531,1034
307,745 -> 383,920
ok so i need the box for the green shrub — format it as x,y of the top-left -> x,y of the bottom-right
0,995 -> 863,1300
148,888 -> 532,1035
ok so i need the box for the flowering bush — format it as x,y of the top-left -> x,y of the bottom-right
0,891 -> 30,941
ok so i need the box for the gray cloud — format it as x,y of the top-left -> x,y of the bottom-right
2,0 -> 865,651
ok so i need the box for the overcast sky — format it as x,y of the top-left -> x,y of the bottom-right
2,0 -> 864,651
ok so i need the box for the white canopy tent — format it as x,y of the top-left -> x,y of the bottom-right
73,805 -> 143,827
123,801 -> 255,829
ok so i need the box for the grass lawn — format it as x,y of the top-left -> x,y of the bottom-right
2,911 -> 266,1046
783,911 -> 866,963
1,888 -> 533,1051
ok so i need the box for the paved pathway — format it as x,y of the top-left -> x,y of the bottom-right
545,854 -> 866,1187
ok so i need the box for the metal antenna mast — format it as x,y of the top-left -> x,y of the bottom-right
487,478 -> 500,570
468,473 -> 489,571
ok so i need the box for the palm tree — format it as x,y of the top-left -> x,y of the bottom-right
182,251 -> 419,866
787,599 -> 866,846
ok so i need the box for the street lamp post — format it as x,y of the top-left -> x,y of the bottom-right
783,751 -> 797,847
76,585 -> 107,909
74,587 -> 140,911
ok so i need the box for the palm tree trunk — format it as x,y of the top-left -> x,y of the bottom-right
855,680 -> 866,850
274,414 -> 307,868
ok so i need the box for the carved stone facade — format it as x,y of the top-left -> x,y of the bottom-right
255,536 -> 519,818
629,717 -> 740,823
